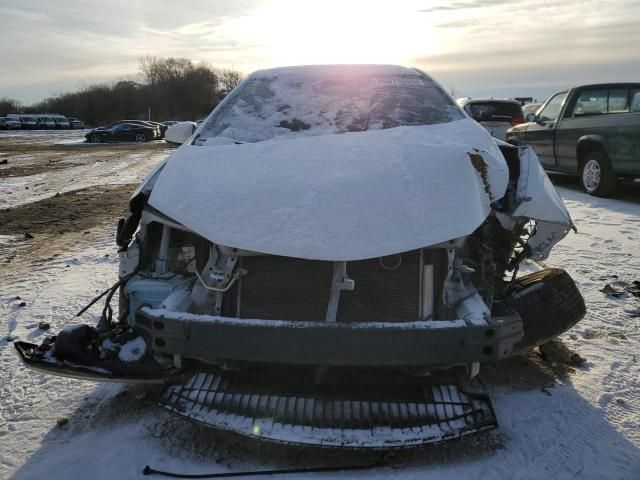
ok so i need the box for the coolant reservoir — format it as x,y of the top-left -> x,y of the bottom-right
124,276 -> 185,326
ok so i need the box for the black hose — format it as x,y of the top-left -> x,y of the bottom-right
142,462 -> 383,478
75,271 -> 137,319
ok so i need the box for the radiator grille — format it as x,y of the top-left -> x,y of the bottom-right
238,256 -> 333,321
337,251 -> 420,322
238,251 -> 422,322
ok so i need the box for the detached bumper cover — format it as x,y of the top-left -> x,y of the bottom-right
160,369 -> 498,448
137,307 -> 523,367
14,341 -> 175,384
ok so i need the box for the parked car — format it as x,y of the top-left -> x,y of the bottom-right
97,120 -> 161,139
85,123 -> 155,143
0,117 -> 23,130
144,120 -> 168,138
457,98 -> 525,141
67,117 -> 85,129
17,65 -> 584,448
522,102 -> 543,118
51,114 -> 71,129
507,83 -> 640,196
37,116 -> 57,129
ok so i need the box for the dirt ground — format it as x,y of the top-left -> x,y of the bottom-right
0,184 -> 133,236
0,130 -> 170,283
0,142 -> 168,179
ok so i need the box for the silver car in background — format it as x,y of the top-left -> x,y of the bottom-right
457,97 -> 525,141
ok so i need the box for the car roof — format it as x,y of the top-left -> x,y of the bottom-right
573,82 -> 640,90
457,97 -> 521,106
248,64 -> 421,80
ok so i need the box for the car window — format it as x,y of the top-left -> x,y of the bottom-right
607,88 -> 629,113
608,89 -> 629,113
466,102 -> 523,122
630,89 -> 640,112
538,92 -> 567,121
572,90 -> 608,116
198,72 -> 464,144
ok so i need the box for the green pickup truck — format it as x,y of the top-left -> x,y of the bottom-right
506,83 -> 640,196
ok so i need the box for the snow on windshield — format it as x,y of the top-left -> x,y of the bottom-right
197,67 -> 463,144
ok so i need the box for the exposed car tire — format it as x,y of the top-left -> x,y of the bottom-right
135,133 -> 146,143
496,268 -> 586,351
90,134 -> 102,143
580,151 -> 617,197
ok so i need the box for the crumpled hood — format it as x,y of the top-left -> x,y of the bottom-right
149,119 -> 508,260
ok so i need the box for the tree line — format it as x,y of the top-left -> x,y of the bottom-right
0,57 -> 243,126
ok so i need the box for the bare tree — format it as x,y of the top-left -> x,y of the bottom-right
0,97 -> 22,115
220,69 -> 243,92
15,56 -> 229,124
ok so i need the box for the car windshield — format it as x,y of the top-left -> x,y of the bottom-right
197,70 -> 463,144
467,102 -> 523,122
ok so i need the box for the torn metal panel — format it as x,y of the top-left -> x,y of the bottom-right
511,146 -> 573,259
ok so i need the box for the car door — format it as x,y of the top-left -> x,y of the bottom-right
116,124 -> 133,141
108,124 -> 125,141
522,91 -> 568,168
554,88 -> 614,172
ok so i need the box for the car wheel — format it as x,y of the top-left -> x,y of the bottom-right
90,134 -> 102,143
494,268 -> 586,352
135,133 -> 146,143
580,151 -> 617,197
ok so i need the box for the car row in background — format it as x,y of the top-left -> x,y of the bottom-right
1,113 -> 85,130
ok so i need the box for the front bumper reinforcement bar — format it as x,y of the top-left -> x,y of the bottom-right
137,307 -> 523,367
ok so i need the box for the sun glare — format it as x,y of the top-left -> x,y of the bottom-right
231,0 -> 445,68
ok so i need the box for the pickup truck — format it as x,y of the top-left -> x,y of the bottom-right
506,83 -> 640,196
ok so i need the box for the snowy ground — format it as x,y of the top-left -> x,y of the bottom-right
1,133 -> 639,478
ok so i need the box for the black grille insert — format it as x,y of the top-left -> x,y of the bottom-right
160,367 -> 498,448
237,250 -> 428,322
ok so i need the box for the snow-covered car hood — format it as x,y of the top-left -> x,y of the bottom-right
148,118 -> 509,260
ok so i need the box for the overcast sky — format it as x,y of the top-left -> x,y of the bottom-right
1,0 -> 639,104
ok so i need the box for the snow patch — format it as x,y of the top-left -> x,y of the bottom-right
118,336 -> 147,363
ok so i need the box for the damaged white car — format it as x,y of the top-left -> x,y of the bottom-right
16,65 -> 585,448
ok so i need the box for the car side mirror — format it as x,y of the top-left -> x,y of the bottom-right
525,113 -> 536,122
165,121 -> 197,145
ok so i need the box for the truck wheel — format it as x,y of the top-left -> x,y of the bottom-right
580,151 -> 617,197
496,268 -> 586,351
